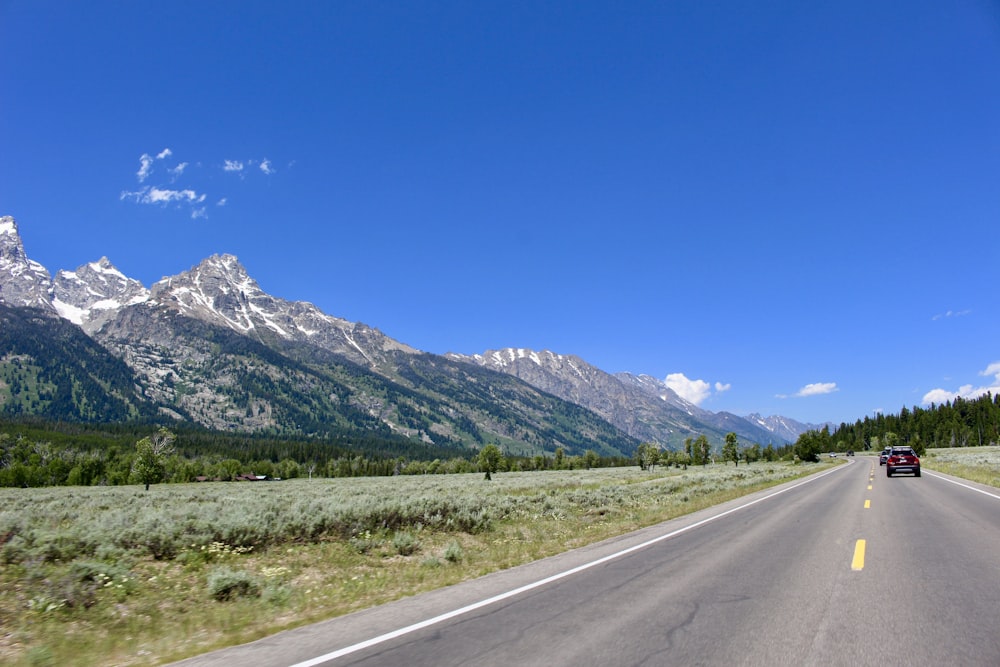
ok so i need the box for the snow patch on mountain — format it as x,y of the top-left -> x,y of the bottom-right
745,413 -> 827,442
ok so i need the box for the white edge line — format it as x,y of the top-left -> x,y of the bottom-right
289,461 -> 851,667
924,470 -> 1000,500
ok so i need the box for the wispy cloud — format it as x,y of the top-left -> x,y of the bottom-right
664,373 -> 729,405
123,150 -> 282,219
777,382 -> 839,399
120,186 -> 207,205
932,309 -> 972,321
225,158 -> 277,176
136,148 -> 175,183
923,362 -> 1000,405
136,153 -> 154,182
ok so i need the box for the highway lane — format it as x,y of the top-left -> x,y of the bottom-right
172,457 -> 1000,666
850,462 -> 1000,664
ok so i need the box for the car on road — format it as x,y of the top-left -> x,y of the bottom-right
880,448 -> 891,465
886,446 -> 921,477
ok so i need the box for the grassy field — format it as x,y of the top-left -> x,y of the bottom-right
8,452 -> 977,667
922,445 -> 1000,487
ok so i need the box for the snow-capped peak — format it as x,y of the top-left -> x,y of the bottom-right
53,256 -> 150,330
0,216 -> 56,310
0,216 -> 18,237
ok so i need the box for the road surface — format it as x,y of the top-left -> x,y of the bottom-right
172,457 -> 1000,666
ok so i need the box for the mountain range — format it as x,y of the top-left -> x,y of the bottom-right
0,215 -> 821,457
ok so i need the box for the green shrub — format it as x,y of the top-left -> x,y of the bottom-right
207,567 -> 261,601
1,533 -> 27,564
69,559 -> 131,585
63,560 -> 136,603
262,583 -> 292,606
93,542 -> 133,566
443,540 -> 463,563
392,531 -> 420,556
348,530 -> 383,554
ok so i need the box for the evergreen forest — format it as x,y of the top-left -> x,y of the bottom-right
4,393 -> 999,487
793,393 -> 1000,461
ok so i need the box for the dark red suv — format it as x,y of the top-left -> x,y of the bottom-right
886,446 -> 921,477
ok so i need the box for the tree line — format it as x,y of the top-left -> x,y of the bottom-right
0,417 -> 800,488
0,417 -> 645,488
635,434 -> 791,470
793,393 -> 1000,461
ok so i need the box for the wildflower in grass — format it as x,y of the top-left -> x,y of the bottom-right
261,565 -> 290,579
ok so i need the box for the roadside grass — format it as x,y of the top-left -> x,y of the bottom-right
1,460 -> 833,666
922,446 -> 1000,488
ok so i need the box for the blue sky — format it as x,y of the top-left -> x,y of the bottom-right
1,1 -> 998,426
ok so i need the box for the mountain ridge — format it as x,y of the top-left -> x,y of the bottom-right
1,215 -> 818,450
447,348 -> 788,448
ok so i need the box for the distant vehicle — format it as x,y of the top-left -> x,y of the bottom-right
828,452 -> 837,458
846,450 -> 854,456
886,446 -> 921,477
880,448 -> 891,466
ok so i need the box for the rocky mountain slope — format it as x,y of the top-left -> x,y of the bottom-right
0,216 -> 53,310
1,215 -> 812,453
448,349 -> 782,448
0,217 -> 637,456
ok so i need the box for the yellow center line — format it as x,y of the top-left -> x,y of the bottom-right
852,539 -> 866,571
864,499 -> 871,509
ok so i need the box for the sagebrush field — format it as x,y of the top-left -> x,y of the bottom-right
2,451 -> 988,666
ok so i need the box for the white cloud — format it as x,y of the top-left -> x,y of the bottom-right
136,153 -> 154,182
714,382 -> 732,393
923,361 -> 1000,405
146,186 -> 205,204
120,186 -> 206,205
665,373 -> 714,405
136,148 -> 175,182
923,388 -> 962,404
932,309 -> 972,321
777,382 -> 839,399
796,382 -> 838,397
124,149 -> 288,218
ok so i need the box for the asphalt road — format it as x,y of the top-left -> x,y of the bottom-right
172,457 -> 1000,666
